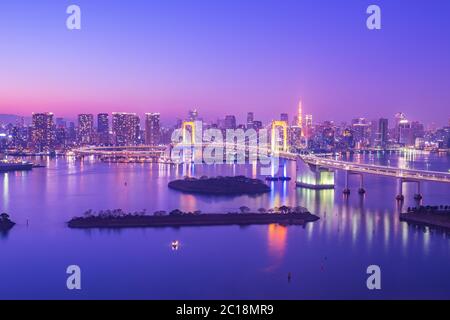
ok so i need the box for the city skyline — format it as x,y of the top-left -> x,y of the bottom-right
1,0 -> 450,125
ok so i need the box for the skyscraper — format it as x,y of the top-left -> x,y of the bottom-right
375,118 -> 388,148
280,113 -> 289,124
247,112 -> 254,129
112,113 -> 139,146
188,109 -> 198,121
224,115 -> 237,129
97,113 -> 109,145
78,114 -> 94,145
304,114 -> 313,138
298,100 -> 303,131
31,112 -> 55,152
145,113 -> 161,145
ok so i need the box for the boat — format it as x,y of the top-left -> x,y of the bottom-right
278,176 -> 292,181
171,240 -> 180,250
0,159 -> 33,172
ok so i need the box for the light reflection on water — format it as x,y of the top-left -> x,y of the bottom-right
0,152 -> 449,299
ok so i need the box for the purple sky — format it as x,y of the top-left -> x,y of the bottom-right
1,0 -> 450,125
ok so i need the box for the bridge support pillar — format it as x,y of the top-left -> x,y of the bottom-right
414,181 -> 423,201
358,174 -> 366,195
396,178 -> 404,202
343,171 -> 351,195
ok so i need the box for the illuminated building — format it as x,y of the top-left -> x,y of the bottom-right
224,115 -> 236,129
375,118 -> 388,149
31,112 -> 55,152
247,112 -> 254,129
297,100 -> 303,131
97,113 -> 109,145
304,114 -> 313,138
188,109 -> 198,122
145,113 -> 161,145
280,113 -> 289,124
78,114 -> 94,145
112,112 -> 139,146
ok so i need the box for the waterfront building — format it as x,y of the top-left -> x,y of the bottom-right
31,112 -> 55,152
224,115 -> 237,129
112,112 -> 140,146
97,113 -> 109,145
78,114 -> 94,145
145,113 -> 161,145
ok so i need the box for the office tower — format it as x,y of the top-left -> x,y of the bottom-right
351,118 -> 371,148
375,118 -> 389,148
289,126 -> 302,148
398,120 -> 413,146
55,126 -> 67,148
224,115 -> 237,129
305,114 -> 313,127
247,112 -> 254,129
394,112 -> 407,142
281,113 -> 289,124
55,117 -> 67,128
67,122 -> 76,144
188,109 -> 198,121
252,120 -> 263,130
78,114 -> 94,145
31,112 -> 55,152
97,113 -> 109,145
297,100 -> 303,130
112,112 -> 139,146
145,113 -> 161,145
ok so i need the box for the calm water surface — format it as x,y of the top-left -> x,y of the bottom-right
0,152 -> 449,299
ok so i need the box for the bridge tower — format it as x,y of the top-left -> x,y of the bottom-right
271,121 -> 288,153
182,121 -> 196,144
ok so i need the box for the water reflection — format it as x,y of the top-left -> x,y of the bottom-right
266,224 -> 288,271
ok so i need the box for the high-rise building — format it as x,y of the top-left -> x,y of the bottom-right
112,112 -> 139,146
304,114 -> 313,138
398,120 -> 413,146
31,112 -> 55,152
375,118 -> 389,148
394,112 -> 407,142
281,113 -> 289,124
224,115 -> 237,129
351,118 -> 371,148
145,113 -> 161,145
298,100 -> 303,131
78,114 -> 94,145
247,112 -> 254,129
188,109 -> 198,121
97,113 -> 109,145
305,114 -> 312,127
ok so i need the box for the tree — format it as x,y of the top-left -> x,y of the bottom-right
169,209 -> 184,216
0,213 -> 10,221
258,208 -> 267,214
239,206 -> 251,214
278,206 -> 291,214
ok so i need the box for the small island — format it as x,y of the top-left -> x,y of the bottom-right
168,175 -> 271,195
400,205 -> 450,230
0,213 -> 15,231
68,206 -> 319,229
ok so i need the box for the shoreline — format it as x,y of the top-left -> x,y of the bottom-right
68,212 -> 320,229
400,207 -> 450,231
